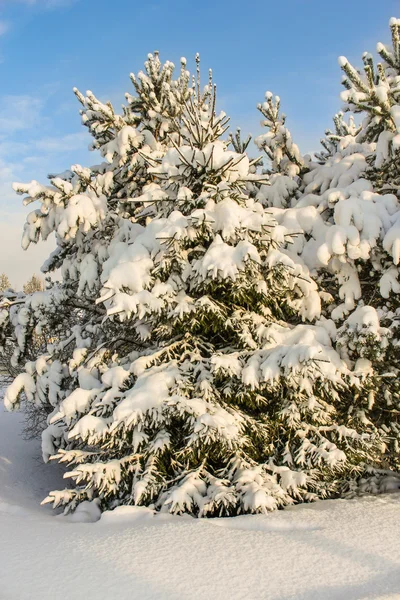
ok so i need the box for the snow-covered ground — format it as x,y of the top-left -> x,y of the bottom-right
0,401 -> 399,600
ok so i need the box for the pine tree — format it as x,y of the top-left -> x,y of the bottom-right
6,53 -> 190,399
3,52 -> 192,477
314,112 -> 362,164
333,17 -> 400,474
23,274 -> 44,295
0,282 -> 54,438
0,287 -> 20,379
3,57 -> 383,516
255,18 -> 400,480
254,93 -> 306,209
0,273 -> 11,292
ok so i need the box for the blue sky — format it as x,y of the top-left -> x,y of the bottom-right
0,0 -> 399,286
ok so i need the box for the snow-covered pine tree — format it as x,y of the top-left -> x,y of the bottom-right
0,287 -> 50,441
0,282 -> 59,437
314,112 -> 362,164
1,54 -> 191,474
254,93 -> 307,209
0,288 -> 23,381
255,18 -> 400,479
338,18 -> 400,192
4,53 -> 190,394
333,17 -> 400,474
3,56 -> 383,516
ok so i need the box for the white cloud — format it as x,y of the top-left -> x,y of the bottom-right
0,21 -> 9,36
0,95 -> 41,209
0,95 -> 42,134
0,160 -> 17,204
0,140 -> 29,156
35,131 -> 89,152
0,91 -> 90,288
43,0 -> 78,6
5,0 -> 77,8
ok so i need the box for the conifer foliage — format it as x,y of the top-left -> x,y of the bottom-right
334,18 -> 400,470
23,274 -> 44,295
1,48 -> 393,516
256,18 -> 400,478
0,273 -> 11,292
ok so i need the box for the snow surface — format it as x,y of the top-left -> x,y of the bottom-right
0,399 -> 400,599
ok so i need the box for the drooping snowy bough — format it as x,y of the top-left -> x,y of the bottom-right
2,53 -> 386,516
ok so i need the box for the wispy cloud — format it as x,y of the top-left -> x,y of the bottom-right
0,95 -> 42,134
4,0 -> 78,8
0,91 -> 91,206
0,158 -> 17,199
0,95 -> 43,205
35,131 -> 89,152
0,90 -> 87,286
0,21 -> 9,36
42,0 -> 78,7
